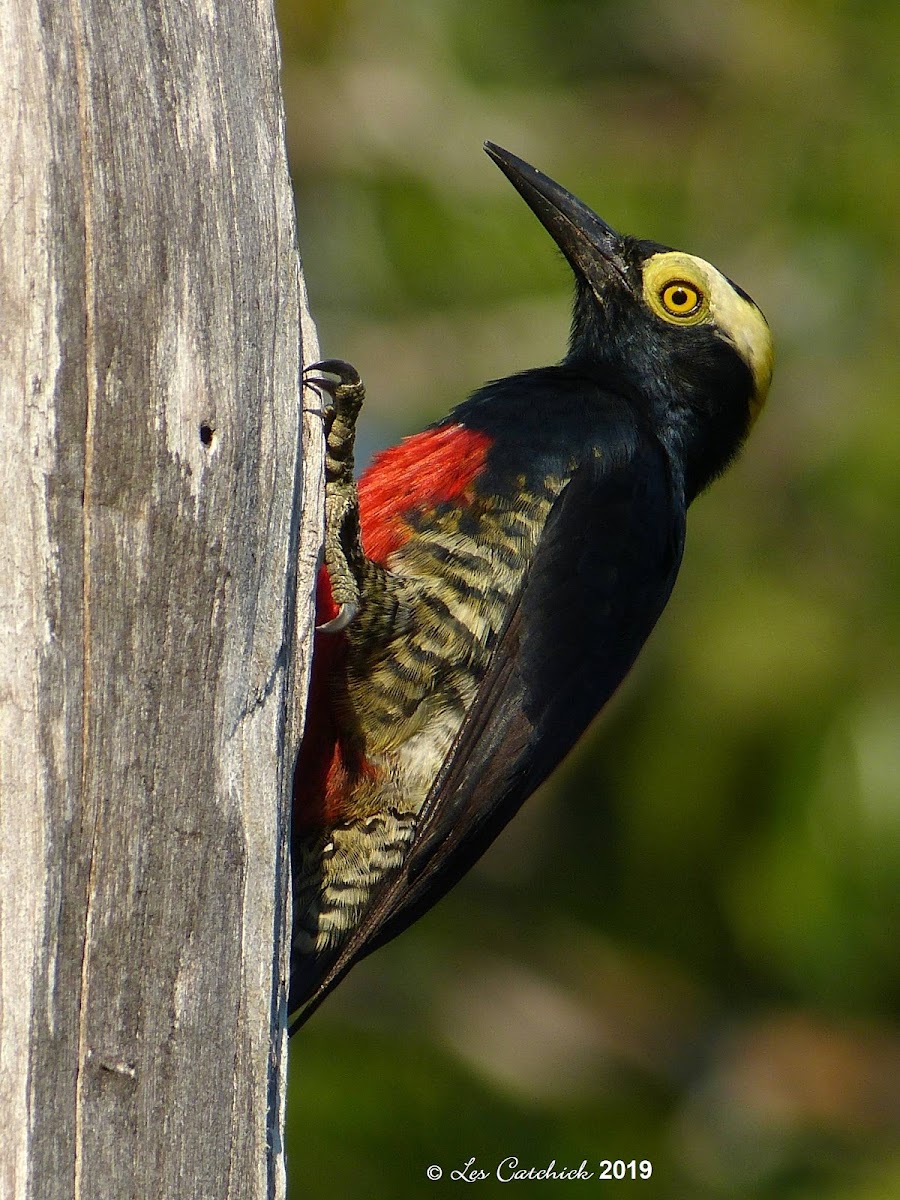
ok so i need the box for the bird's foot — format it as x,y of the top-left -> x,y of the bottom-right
303,360 -> 368,633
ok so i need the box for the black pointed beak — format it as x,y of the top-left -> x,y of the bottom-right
484,142 -> 629,291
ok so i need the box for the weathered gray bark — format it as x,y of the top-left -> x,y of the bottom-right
0,1 -> 322,1197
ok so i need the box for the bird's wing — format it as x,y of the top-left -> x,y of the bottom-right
290,440 -> 684,1030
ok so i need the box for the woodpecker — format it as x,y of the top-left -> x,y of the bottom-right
290,143 -> 773,1030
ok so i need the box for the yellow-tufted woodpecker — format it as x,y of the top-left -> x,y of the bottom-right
290,143 -> 773,1030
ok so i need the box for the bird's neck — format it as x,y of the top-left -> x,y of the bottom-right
652,381 -> 751,503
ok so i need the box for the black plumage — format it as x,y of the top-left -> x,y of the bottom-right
290,143 -> 773,1029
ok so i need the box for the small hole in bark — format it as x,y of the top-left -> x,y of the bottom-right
199,423 -> 215,447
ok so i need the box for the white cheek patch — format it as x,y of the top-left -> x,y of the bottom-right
642,251 -> 774,416
703,260 -> 774,410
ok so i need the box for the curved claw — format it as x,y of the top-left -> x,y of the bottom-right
303,360 -> 361,394
316,602 -> 358,634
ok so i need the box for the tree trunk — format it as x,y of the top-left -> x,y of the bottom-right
0,2 -> 321,1197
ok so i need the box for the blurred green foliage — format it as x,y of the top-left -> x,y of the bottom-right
278,1 -> 900,1195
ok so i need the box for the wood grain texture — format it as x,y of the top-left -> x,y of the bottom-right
0,1 -> 322,1196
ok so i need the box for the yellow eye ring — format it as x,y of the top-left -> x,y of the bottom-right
660,281 -> 703,317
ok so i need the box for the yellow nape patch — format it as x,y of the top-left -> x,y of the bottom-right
641,251 -> 774,420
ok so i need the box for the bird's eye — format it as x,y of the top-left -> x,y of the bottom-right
660,281 -> 703,317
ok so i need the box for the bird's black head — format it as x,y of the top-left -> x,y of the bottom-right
485,142 -> 774,500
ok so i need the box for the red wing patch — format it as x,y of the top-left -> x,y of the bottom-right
358,424 -> 491,562
314,562 -> 339,626
296,423 -> 490,831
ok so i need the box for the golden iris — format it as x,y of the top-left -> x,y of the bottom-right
661,282 -> 702,317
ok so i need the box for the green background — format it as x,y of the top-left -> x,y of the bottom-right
277,1 -> 900,1195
